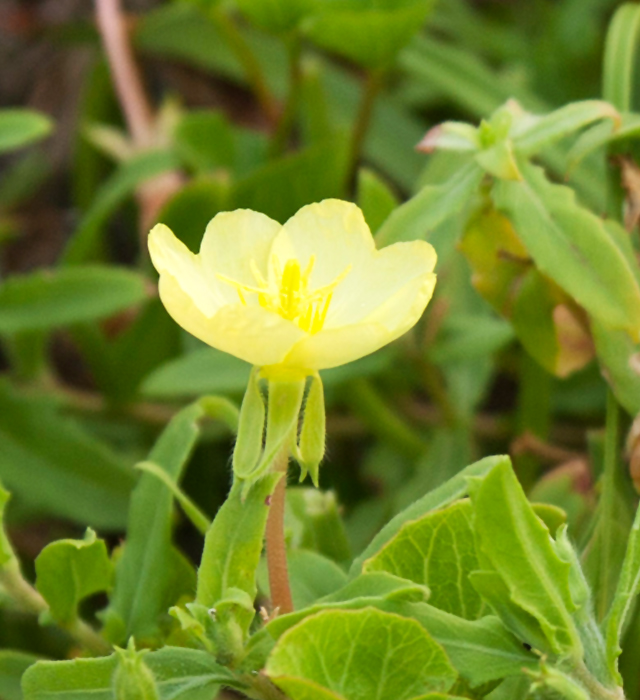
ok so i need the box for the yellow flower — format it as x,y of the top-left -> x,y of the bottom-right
148,199 -> 437,372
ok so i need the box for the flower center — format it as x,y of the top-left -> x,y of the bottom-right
218,256 -> 350,334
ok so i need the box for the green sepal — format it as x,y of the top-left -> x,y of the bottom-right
240,375 -> 305,497
294,373 -> 326,487
112,640 -> 159,700
233,367 -> 266,481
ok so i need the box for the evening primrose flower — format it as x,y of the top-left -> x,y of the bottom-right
148,199 -> 437,373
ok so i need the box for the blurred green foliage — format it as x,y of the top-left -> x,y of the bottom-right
1,0 -> 640,697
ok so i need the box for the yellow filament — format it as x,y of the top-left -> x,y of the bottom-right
217,255 -> 350,334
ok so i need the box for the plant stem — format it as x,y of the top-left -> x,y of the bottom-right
348,69 -> 384,187
265,445 -> 293,615
212,8 -> 279,127
0,562 -> 111,656
94,0 -> 154,148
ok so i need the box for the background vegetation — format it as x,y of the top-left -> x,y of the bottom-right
1,0 -> 640,697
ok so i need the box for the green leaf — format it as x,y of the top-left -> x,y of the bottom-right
364,501 -> 485,620
392,602 -> 540,688
350,455 -> 507,576
356,169 -> 399,234
475,139 -> 521,180
62,150 -> 179,265
231,136 -> 349,223
135,462 -> 211,536
375,161 -> 483,246
567,114 -> 640,170
592,320 -> 640,415
0,480 -> 16,568
0,266 -> 147,334
141,348 -> 251,399
493,160 -> 640,338
173,110 -> 235,174
0,381 -> 134,529
512,101 -> 619,155
0,651 -> 40,700
260,549 -> 348,610
235,0 -> 317,33
606,501 -> 640,682
196,474 -> 282,633
287,488 -> 352,564
35,529 -> 112,626
266,608 -> 457,700
469,460 -> 581,655
303,1 -> 434,70
0,110 -> 52,154
21,647 -> 239,700
603,3 -> 640,111
103,402 -> 205,645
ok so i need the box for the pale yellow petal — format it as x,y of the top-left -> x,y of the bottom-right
148,223 -> 225,316
270,200 -> 375,289
158,273 -> 305,366
200,209 -> 282,298
282,322 -> 393,370
326,240 -> 437,327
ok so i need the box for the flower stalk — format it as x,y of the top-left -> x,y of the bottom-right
265,444 -> 294,615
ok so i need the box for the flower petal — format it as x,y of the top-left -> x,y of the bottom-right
326,240 -> 437,327
148,223 -> 225,316
271,200 -> 376,289
158,273 -> 305,366
282,322 -> 393,370
200,209 -> 282,297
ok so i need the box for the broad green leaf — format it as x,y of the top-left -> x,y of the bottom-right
142,348 -> 251,399
22,647 -> 240,700
356,168 -> 399,234
103,402 -> 205,645
0,110 -> 52,153
603,3 -> 640,111
303,1 -> 434,69
350,455 -> 507,576
156,178 -> 228,253
0,267 -> 147,334
592,320 -> 640,415
394,603 -> 540,688
266,608 -> 457,700
266,579 -> 538,689
375,161 -> 483,246
493,160 -> 640,338
196,474 -> 281,633
235,0 -> 317,33
0,380 -> 134,529
470,461 -> 581,655
512,101 -> 619,155
607,502 -> 640,682
35,529 -> 112,626
364,501 -> 486,620
0,651 -> 40,700
62,150 -> 179,265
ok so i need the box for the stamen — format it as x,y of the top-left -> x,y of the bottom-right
217,257 -> 351,334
